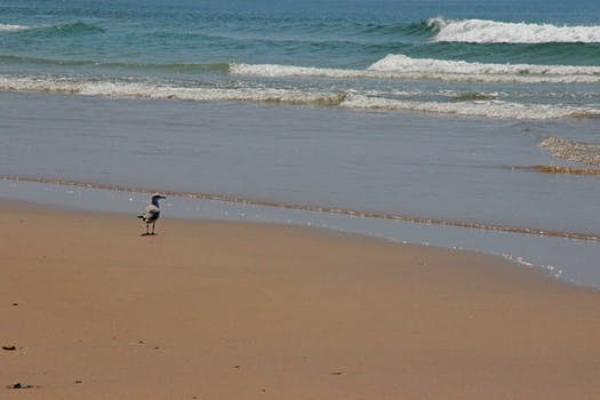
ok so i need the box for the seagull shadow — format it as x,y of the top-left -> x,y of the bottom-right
140,233 -> 158,237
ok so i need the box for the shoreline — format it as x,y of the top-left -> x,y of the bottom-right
2,175 -> 598,242
0,196 -> 589,289
0,197 -> 578,285
2,179 -> 600,289
2,201 -> 600,399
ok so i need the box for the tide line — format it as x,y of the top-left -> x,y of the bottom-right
2,175 -> 599,243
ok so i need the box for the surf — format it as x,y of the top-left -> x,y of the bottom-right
428,17 -> 600,43
231,54 -> 600,84
1,21 -> 104,37
0,23 -> 29,32
1,74 -> 599,121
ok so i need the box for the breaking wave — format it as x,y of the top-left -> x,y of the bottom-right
231,54 -> 600,84
0,76 -> 600,119
369,54 -> 600,77
0,23 -> 29,32
428,17 -> 600,43
1,75 -> 599,120
0,21 -> 103,36
231,63 -> 364,79
0,76 -> 346,106
340,95 -> 600,120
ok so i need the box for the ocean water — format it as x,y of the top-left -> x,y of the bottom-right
1,0 -> 600,285
2,0 -> 600,119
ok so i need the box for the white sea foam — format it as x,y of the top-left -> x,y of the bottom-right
1,76 -> 599,120
232,55 -> 600,84
0,76 -> 346,106
340,95 -> 600,120
539,136 -> 600,165
0,23 -> 29,32
428,17 -> 600,43
369,54 -> 600,77
230,63 -> 366,79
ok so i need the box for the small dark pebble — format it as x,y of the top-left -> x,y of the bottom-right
12,303 -> 18,306
233,365 -> 241,369
75,380 -> 83,384
138,340 -> 145,344
8,382 -> 35,389
2,345 -> 16,351
154,346 -> 160,350
261,389 -> 267,393
331,371 -> 344,376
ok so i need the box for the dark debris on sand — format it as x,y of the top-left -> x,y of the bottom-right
7,383 -> 37,390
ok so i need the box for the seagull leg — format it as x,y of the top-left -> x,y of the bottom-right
146,223 -> 150,236
152,222 -> 156,235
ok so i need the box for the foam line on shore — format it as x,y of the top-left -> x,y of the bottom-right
515,165 -> 600,176
539,136 -> 600,165
339,95 -> 600,120
2,175 -> 599,242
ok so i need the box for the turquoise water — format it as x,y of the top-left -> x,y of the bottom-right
2,0 -> 600,119
3,0 -> 600,66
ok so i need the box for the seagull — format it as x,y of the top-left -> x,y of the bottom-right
138,193 -> 166,236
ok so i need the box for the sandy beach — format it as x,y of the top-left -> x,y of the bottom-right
0,201 -> 599,399
3,0 -> 600,398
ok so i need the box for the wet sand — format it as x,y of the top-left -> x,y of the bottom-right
1,201 -> 599,399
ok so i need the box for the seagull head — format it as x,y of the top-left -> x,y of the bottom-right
151,193 -> 167,202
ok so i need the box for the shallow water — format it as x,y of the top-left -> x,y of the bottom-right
1,92 -> 599,236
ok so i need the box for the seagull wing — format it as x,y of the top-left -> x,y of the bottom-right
140,204 -> 160,223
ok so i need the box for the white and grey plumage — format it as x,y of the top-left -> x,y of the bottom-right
138,193 -> 166,235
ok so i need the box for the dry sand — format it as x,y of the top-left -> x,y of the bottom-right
1,201 -> 599,399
